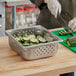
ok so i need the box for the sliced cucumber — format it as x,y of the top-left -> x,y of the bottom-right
15,32 -> 54,46
24,33 -> 28,37
23,42 -> 30,46
28,34 -> 36,39
23,37 -> 29,41
37,36 -> 46,43
15,37 -> 20,41
30,38 -> 39,44
15,36 -> 24,43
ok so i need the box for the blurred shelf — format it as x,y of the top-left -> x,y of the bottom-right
0,0 -> 32,6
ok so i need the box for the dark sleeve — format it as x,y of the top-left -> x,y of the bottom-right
59,0 -> 73,23
30,0 -> 43,6
30,0 -> 60,29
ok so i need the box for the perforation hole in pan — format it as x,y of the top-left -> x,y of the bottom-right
31,45 -> 55,57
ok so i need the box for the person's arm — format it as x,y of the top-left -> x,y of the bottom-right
68,0 -> 76,32
45,0 -> 62,18
30,0 -> 62,18
68,17 -> 76,32
30,0 -> 43,7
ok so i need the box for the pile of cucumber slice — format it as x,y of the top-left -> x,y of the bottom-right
15,33 -> 53,46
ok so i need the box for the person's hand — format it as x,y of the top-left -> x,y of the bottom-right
45,0 -> 62,18
68,18 -> 76,32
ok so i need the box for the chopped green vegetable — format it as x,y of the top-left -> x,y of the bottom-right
15,36 -> 24,43
28,34 -> 36,39
65,36 -> 76,47
14,32 -> 54,46
59,30 -> 68,36
23,37 -> 29,41
30,38 -> 39,44
24,33 -> 28,37
37,36 -> 46,43
66,41 -> 71,47
23,42 -> 30,46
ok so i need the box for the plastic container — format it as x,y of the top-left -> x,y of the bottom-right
5,5 -> 12,12
6,25 -> 62,60
35,6 -> 40,19
24,6 -> 36,26
5,5 -> 13,29
18,4 -> 26,9
16,8 -> 26,28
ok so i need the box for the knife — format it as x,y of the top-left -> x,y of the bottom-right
57,12 -> 74,36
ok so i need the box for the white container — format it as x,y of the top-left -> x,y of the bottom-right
24,6 -> 36,26
5,5 -> 12,29
17,4 -> 26,10
16,8 -> 26,28
35,6 -> 40,19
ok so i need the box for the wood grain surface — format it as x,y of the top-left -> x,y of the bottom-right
0,35 -> 76,76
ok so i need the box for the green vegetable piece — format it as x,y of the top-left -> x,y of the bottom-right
37,36 -> 46,43
66,41 -> 71,47
23,37 -> 29,41
30,38 -> 39,44
24,33 -> 28,37
64,39 -> 68,42
30,43 -> 34,46
23,42 -> 30,46
59,30 -> 67,36
65,36 -> 76,47
15,36 -> 25,43
59,32 -> 62,36
28,34 -> 36,39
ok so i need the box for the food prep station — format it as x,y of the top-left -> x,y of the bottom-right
0,0 -> 63,60
1,29 -> 76,76
0,1 -> 76,76
0,0 -> 76,61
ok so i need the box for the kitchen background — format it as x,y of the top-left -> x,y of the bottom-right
0,0 -> 76,76
0,0 -> 76,36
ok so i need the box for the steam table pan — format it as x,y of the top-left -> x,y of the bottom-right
6,25 -> 62,60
